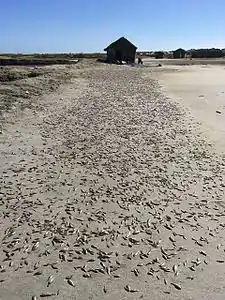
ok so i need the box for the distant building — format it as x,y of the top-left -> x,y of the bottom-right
104,37 -> 137,63
173,48 -> 186,59
155,51 -> 164,59
185,51 -> 192,58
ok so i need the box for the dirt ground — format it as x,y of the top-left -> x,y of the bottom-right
0,60 -> 225,300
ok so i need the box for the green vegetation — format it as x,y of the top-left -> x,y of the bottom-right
1,49 -> 225,61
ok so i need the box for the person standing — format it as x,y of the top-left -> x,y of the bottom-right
138,57 -> 143,64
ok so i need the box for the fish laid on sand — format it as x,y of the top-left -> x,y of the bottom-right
0,61 -> 225,300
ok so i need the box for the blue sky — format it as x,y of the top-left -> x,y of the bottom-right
1,0 -> 225,53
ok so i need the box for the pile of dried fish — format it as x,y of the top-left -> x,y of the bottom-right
0,63 -> 225,299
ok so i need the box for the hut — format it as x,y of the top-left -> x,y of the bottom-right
173,48 -> 186,59
104,37 -> 137,63
155,51 -> 164,59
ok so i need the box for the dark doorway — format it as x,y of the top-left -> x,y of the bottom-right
115,50 -> 122,62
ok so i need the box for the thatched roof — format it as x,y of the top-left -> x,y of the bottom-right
104,37 -> 137,51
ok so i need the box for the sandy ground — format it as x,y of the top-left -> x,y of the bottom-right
143,58 -> 225,66
0,61 -> 225,300
155,65 -> 225,151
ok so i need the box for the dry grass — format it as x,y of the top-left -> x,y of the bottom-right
0,66 -> 45,82
0,65 -> 77,117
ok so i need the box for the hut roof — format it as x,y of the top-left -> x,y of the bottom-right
173,48 -> 186,52
104,37 -> 137,51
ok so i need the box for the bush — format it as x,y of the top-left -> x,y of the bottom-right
189,48 -> 223,58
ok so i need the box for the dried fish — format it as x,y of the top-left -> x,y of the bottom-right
217,244 -> 222,250
129,237 -> 140,244
160,265 -> 171,273
130,288 -> 139,293
196,241 -> 204,247
40,293 -> 56,297
106,266 -> 111,275
196,258 -> 201,266
51,263 -> 58,270
216,260 -> 224,263
124,285 -> 139,293
124,285 -> 131,292
162,254 -> 168,260
199,250 -> 207,256
171,282 -> 181,290
137,263 -> 144,267
59,253 -> 67,261
67,279 -> 75,287
164,224 -> 172,231
132,269 -> 139,277
9,261 -> 14,267
81,264 -> 87,272
34,271 -> 43,276
152,257 -> 159,264
33,261 -> 41,269
147,271 -> 154,276
47,275 -> 55,286
172,264 -> 178,273
32,242 -> 40,251
183,260 -> 188,267
169,236 -> 176,243
178,246 -> 187,251
172,264 -> 178,275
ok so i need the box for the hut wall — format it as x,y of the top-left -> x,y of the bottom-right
107,49 -> 116,62
121,48 -> 136,62
105,38 -> 137,63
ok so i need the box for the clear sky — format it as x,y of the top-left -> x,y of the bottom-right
1,0 -> 225,53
